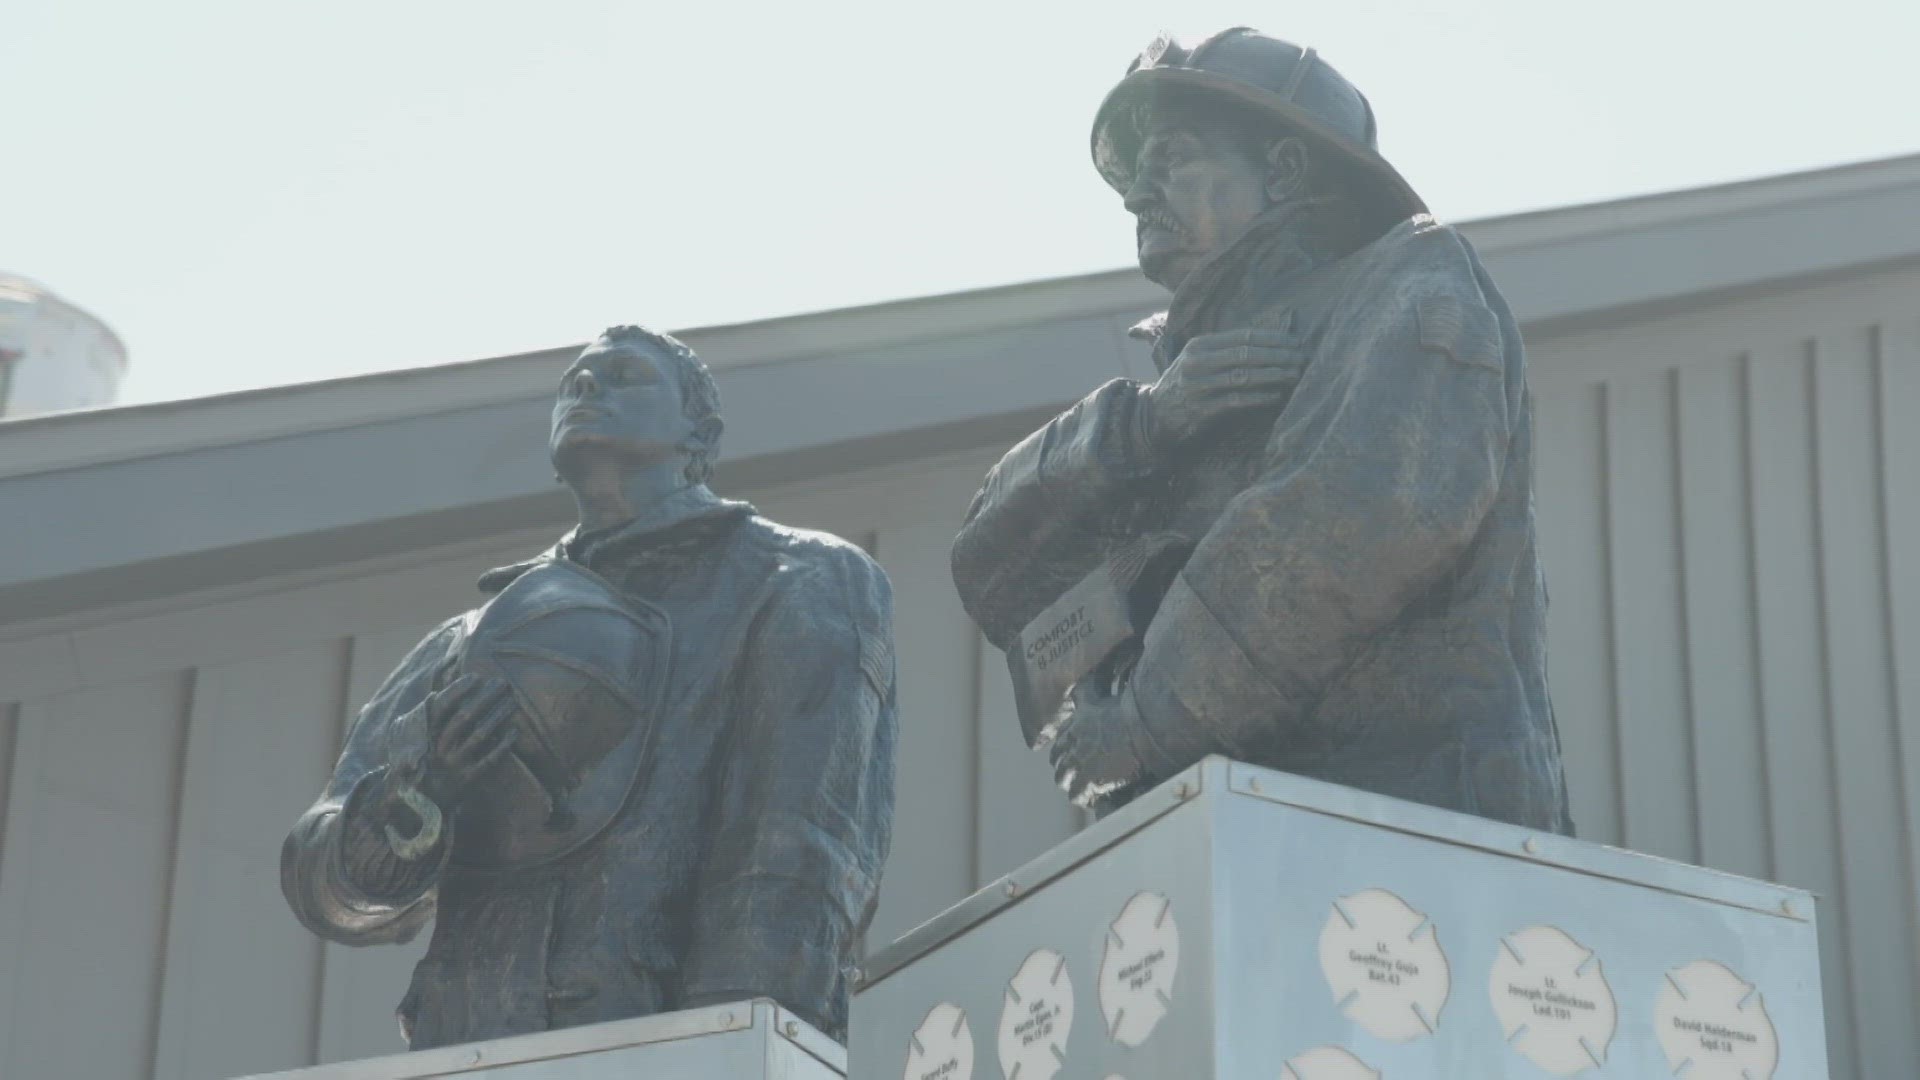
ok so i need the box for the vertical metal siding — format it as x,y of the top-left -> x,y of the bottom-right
0,673 -> 191,1080
1878,316 -> 1920,1002
868,506 -> 987,947
0,279 -> 1913,1078
151,641 -> 348,1080
1535,382 -> 1625,845
1529,292 -> 1920,1079
1810,324 -> 1919,1077
1675,356 -> 1771,880
0,704 -> 15,876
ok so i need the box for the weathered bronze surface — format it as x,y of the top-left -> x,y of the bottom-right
953,28 -> 1574,833
283,327 -> 898,1048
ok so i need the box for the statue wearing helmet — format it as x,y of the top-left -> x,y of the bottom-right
953,29 -> 1574,834
283,326 -> 897,1049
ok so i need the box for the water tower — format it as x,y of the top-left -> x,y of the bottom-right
0,274 -> 128,418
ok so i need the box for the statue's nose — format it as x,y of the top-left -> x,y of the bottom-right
574,369 -> 600,396
1123,173 -> 1159,215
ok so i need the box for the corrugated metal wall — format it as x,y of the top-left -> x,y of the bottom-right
0,543 -> 535,1078
1530,269 -> 1920,1080
0,268 -> 1915,1078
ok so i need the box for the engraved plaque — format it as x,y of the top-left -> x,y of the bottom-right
1488,926 -> 1616,1076
1281,1046 -> 1380,1079
1653,960 -> 1779,1079
903,1003 -> 973,1080
1007,564 -> 1135,747
997,948 -> 1074,1080
1316,888 -> 1449,1042
849,760 -> 1828,1080
1098,891 -> 1180,1047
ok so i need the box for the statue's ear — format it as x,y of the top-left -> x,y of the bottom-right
1265,137 -> 1310,204
685,414 -> 724,457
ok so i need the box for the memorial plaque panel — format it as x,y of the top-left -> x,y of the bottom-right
903,1003 -> 973,1080
1317,888 -> 1449,1042
851,758 -> 1827,1080
1098,891 -> 1180,1047
1487,925 -> 1617,1075
1654,960 -> 1780,1079
996,948 -> 1074,1080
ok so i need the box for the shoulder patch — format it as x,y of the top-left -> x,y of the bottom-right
1415,293 -> 1502,373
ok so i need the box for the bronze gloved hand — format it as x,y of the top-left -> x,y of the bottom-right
382,673 -> 520,859
1044,677 -> 1174,810
1136,328 -> 1303,450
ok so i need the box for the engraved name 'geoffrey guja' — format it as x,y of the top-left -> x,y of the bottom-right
1349,948 -> 1419,985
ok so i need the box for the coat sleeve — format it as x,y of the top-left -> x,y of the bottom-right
280,619 -> 458,946
950,378 -> 1157,648
1126,288 -> 1513,767
678,544 -> 898,1042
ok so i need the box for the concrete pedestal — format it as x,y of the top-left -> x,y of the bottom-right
242,1000 -> 843,1080
851,757 -> 1827,1079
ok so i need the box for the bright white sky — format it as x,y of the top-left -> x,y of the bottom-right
7,0 -> 1915,406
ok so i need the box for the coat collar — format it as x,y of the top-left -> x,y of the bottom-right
1130,210 -> 1426,364
477,484 -> 754,594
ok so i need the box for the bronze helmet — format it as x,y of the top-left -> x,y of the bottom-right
447,558 -> 671,869
1091,28 -> 1426,229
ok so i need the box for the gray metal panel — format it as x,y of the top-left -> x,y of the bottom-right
243,1001 -> 843,1080
862,767 -> 1201,986
1524,284 -> 1920,1080
1603,368 -> 1700,864
1219,763 -> 1808,918
854,761 -> 1827,1080
867,759 -> 1815,989
1879,315 -> 1920,991
1674,355 -> 1770,880
869,511 -> 985,945
852,793 -> 1220,1080
0,399 -> 559,618
0,703 -> 14,873
153,644 -> 350,1079
1486,182 -> 1920,331
1531,378 -> 1625,846
0,673 -> 190,1080
1742,335 -> 1857,1078
0,528 -> 548,705
1207,787 -> 1826,1079
1809,324 -> 1920,1077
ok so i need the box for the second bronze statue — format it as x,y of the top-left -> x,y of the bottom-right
952,27 -> 1575,834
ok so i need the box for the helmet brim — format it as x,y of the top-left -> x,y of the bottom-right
1091,67 -> 1427,227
